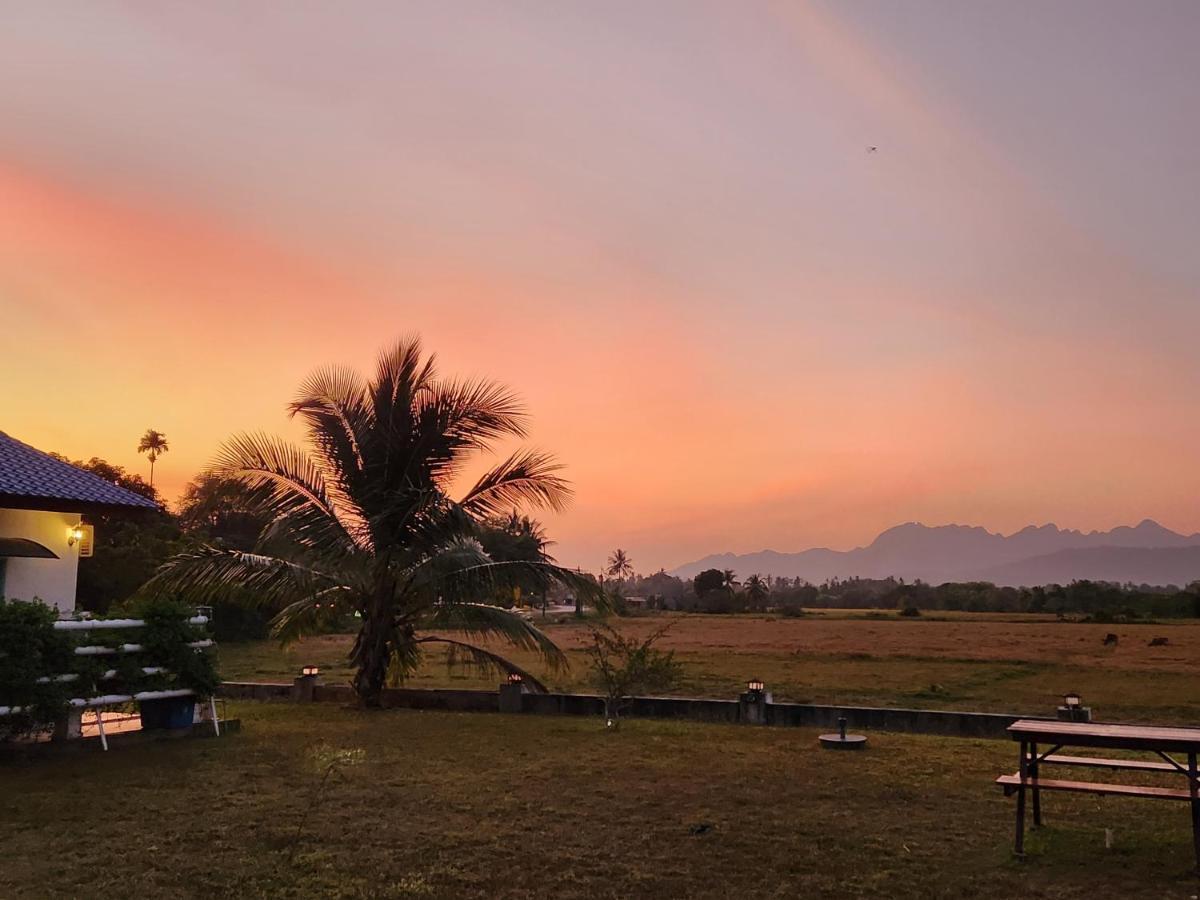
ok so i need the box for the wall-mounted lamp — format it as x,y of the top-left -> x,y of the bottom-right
747,678 -> 765,694
301,665 -> 320,678
67,524 -> 84,547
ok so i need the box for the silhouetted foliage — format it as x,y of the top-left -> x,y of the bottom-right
693,568 -> 726,596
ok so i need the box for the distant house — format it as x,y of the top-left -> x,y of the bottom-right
0,431 -> 159,614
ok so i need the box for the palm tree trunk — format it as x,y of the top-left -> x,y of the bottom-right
351,573 -> 401,707
351,611 -> 391,707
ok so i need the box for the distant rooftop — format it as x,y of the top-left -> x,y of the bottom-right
0,431 -> 160,513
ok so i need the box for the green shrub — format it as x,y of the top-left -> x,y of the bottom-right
0,599 -> 75,738
899,605 -> 922,618
116,596 -> 222,696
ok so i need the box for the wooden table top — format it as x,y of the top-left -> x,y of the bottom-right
1009,719 -> 1200,752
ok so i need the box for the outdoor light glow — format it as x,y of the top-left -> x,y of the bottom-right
507,672 -> 523,684
1064,692 -> 1081,708
301,665 -> 320,677
67,525 -> 83,546
747,679 -> 765,693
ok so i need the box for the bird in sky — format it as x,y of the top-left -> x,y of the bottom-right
866,146 -> 878,153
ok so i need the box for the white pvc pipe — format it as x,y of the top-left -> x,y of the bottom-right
74,640 -> 213,656
53,616 -> 208,631
0,689 -> 196,717
37,667 -> 167,684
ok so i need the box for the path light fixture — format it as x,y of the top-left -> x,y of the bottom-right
301,665 -> 320,678
1057,690 -> 1091,723
747,678 -> 765,694
507,672 -> 524,685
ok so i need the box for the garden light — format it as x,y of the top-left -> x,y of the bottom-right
507,672 -> 524,685
301,665 -> 320,678
1064,692 -> 1081,709
747,679 -> 765,693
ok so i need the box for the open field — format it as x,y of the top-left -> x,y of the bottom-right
2,703 -> 1197,898
220,612 -> 1200,723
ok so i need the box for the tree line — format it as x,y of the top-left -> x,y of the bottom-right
602,560 -> 1200,619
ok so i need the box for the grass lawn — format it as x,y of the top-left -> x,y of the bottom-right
2,703 -> 1197,898
219,612 -> 1200,723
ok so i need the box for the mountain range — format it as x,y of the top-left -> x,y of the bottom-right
669,520 -> 1200,588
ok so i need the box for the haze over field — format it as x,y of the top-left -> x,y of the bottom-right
672,520 -> 1200,587
2,2 -> 1198,571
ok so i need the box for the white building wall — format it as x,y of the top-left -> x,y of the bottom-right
0,508 -> 80,615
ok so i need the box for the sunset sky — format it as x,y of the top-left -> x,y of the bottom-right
2,1 -> 1198,573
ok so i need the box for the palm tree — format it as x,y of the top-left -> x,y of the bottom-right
744,574 -> 769,609
606,549 -> 634,587
137,429 -> 169,486
721,568 -> 737,590
143,337 -> 603,706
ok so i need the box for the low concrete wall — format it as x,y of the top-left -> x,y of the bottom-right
219,681 -> 1044,739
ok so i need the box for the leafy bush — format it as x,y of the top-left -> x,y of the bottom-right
0,599 -> 75,738
899,605 -> 922,618
776,599 -> 806,618
584,624 -> 682,727
115,596 -> 222,696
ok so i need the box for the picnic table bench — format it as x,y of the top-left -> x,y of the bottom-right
996,719 -> 1200,871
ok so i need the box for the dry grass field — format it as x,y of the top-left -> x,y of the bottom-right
3,703 -> 1199,898
220,611 -> 1200,723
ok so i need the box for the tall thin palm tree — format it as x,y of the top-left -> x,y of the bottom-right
143,337 -> 603,706
606,548 -> 634,587
137,428 -> 169,487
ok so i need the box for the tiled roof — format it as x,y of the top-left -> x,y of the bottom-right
0,431 -> 160,511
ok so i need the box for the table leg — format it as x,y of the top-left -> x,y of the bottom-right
1031,741 -> 1042,827
1189,752 -> 1199,874
1015,739 -> 1027,856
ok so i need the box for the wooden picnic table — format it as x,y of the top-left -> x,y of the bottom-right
997,719 -> 1200,871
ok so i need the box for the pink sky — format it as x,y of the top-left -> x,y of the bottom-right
2,2 -> 1198,573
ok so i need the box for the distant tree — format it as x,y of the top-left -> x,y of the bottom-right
721,568 -> 737,590
637,570 -> 687,607
606,549 -> 634,587
137,429 -> 170,487
744,574 -> 770,610
694,568 -> 726,596
583,623 -> 681,728
48,455 -> 178,614
479,513 -> 555,609
177,473 -> 268,551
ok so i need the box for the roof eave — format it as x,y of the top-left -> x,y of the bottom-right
0,494 -> 161,515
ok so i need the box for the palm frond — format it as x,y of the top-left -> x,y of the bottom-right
420,602 -> 566,668
421,553 -> 613,615
139,546 -> 339,611
459,448 -> 573,519
270,585 -> 356,644
415,636 -> 551,693
211,432 -> 368,557
371,336 -> 437,440
288,364 -> 373,483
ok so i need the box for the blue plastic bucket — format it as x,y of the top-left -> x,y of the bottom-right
139,697 -> 196,730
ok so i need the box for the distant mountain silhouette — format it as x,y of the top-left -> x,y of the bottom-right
669,520 -> 1200,587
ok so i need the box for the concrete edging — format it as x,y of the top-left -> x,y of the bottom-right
218,681 -> 1045,739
